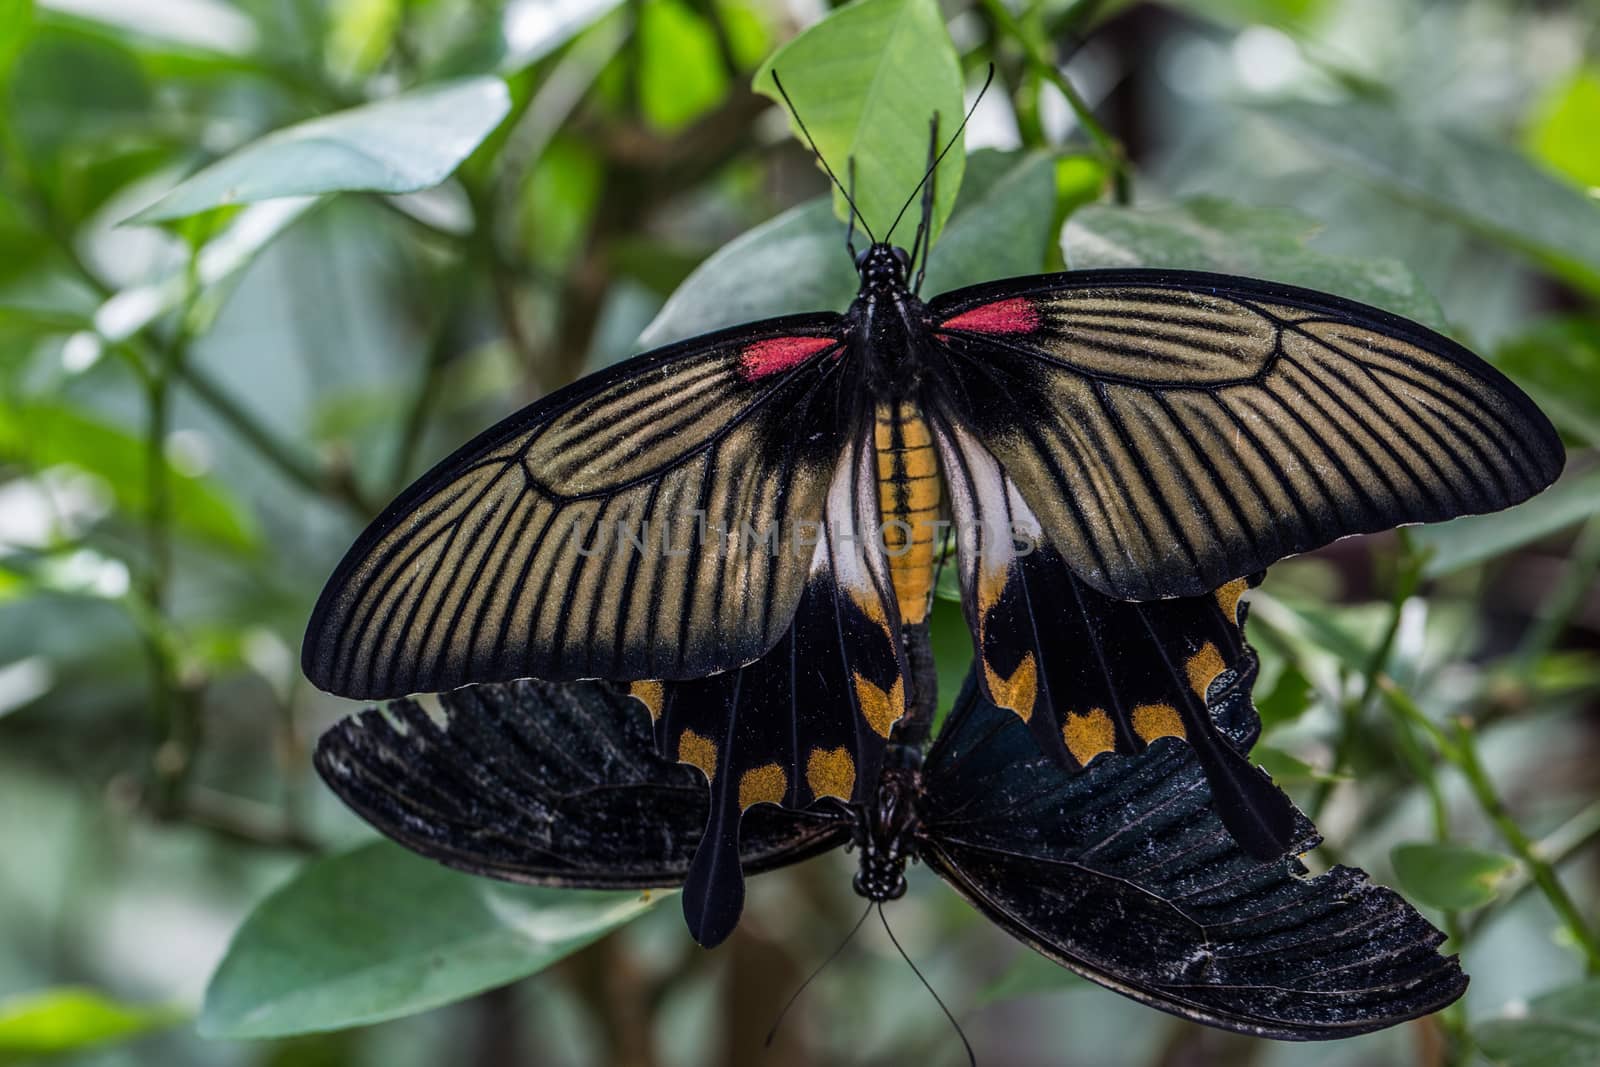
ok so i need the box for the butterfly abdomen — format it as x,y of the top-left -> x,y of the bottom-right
875,401 -> 943,626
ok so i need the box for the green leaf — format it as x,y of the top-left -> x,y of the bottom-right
1064,197 -> 1448,331
638,0 -> 729,131
753,0 -> 964,243
0,0 -> 32,82
1390,841 -> 1517,911
97,198 -> 318,342
1253,745 -> 1341,785
34,0 -> 258,56
131,77 -> 512,223
0,987 -> 181,1058
1527,68 -> 1600,190
1251,99 -> 1600,295
1496,318 -> 1600,447
1477,980 -> 1600,1067
920,151 -> 1057,296
1255,661 -> 1312,733
9,26 -> 152,163
1411,465 -> 1600,579
500,0 -> 625,72
0,400 -> 259,551
326,0 -> 400,78
980,949 -> 1083,1004
1169,0 -> 1327,30
200,841 -> 664,1038
642,149 -> 1047,347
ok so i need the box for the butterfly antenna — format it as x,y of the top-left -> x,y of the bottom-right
907,115 -> 938,294
884,63 -> 996,247
765,901 -> 874,1049
845,157 -> 860,259
878,904 -> 976,1067
770,70 -> 877,244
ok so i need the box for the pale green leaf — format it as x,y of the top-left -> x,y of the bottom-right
642,149 -> 1049,347
1412,466 -> 1600,578
97,198 -> 318,342
1252,99 -> 1600,295
753,0 -> 964,243
1391,841 -> 1517,911
1495,318 -> 1600,447
1527,68 -> 1600,191
1253,746 -> 1342,785
0,987 -> 181,1058
37,0 -> 257,56
1064,197 -> 1448,331
0,400 -> 258,551
200,842 -> 664,1038
132,77 -> 511,223
1477,980 -> 1600,1067
920,151 -> 1057,296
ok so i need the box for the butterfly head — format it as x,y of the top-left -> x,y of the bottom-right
855,243 -> 912,294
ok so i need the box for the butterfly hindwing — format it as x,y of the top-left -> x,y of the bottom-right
929,269 -> 1564,601
919,672 -> 1468,1039
934,412 -> 1294,855
643,426 -> 909,946
303,314 -> 858,698
313,679 -> 849,888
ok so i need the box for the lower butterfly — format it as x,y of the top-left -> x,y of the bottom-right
315,648 -> 1467,1043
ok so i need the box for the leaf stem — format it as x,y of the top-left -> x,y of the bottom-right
1310,544 -> 1424,817
1448,718 -> 1600,974
1516,515 -> 1600,673
1463,798 -> 1600,944
979,0 -> 1131,202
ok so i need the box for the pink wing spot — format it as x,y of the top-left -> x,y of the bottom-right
739,336 -> 837,379
940,298 -> 1040,335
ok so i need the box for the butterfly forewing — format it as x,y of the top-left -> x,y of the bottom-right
929,269 -> 1564,601
644,425 -> 910,946
303,314 -> 857,699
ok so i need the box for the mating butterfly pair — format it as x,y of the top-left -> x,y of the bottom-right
301,105 -> 1560,1041
303,244 -> 1560,931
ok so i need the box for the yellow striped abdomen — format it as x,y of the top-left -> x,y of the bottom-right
875,401 -> 943,625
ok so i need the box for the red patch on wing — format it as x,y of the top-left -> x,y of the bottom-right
939,298 -> 1040,335
738,336 -> 837,380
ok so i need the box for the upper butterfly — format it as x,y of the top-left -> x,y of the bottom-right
302,112 -> 1563,863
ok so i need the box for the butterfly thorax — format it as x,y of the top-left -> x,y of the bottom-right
851,760 -> 922,902
850,244 -> 931,381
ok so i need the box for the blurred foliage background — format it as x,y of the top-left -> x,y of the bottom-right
1,0 -> 1599,1064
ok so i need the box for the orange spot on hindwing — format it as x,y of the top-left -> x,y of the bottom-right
1132,704 -> 1185,742
806,747 -> 856,802
853,673 -> 905,738
1185,642 -> 1226,699
627,680 -> 663,721
983,652 -> 1037,723
1062,708 -> 1117,764
738,763 -> 787,808
678,729 -> 717,780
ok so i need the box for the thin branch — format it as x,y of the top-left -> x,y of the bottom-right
1310,545 -> 1425,818
1449,718 -> 1600,974
979,0 -> 1132,202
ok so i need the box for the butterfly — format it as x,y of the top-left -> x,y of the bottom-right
301,105 -> 1563,893
314,645 -> 1468,1042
